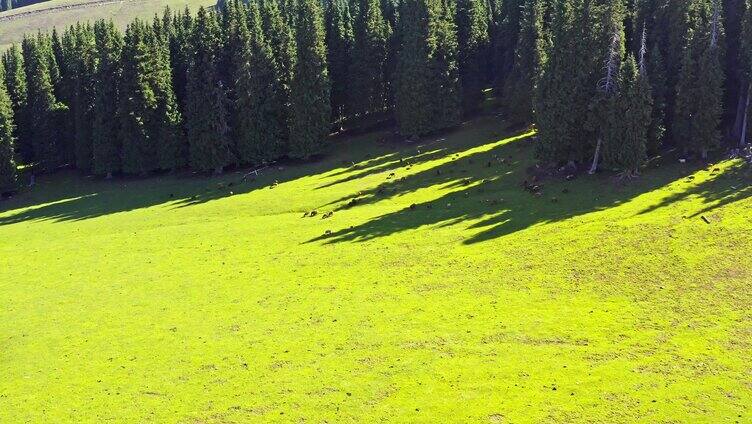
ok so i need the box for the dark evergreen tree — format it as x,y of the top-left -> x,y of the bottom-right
325,0 -> 354,123
92,20 -> 123,177
674,0 -> 724,159
70,23 -> 98,173
118,20 -> 183,174
491,0 -> 523,89
738,0 -> 752,146
261,0 -> 296,145
169,8 -> 194,117
1,45 -> 30,163
289,0 -> 332,159
349,0 -> 390,117
22,35 -> 66,171
149,17 -> 184,171
185,7 -> 234,173
0,75 -> 18,193
587,1 -> 625,174
456,0 -> 490,115
118,21 -> 157,174
395,0 -> 460,137
502,0 -> 546,124
645,35 -> 667,153
234,0 -> 286,164
535,0 -> 592,164
601,54 -> 651,173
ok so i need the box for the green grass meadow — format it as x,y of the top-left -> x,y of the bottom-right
1,115 -> 751,422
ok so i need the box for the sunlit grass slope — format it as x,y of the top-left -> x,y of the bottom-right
1,115 -> 751,423
0,0 -> 215,50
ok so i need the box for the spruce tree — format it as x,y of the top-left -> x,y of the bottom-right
491,0 -> 523,89
185,7 -> 234,173
149,17 -> 184,171
456,0 -> 489,115
289,0 -> 332,159
534,0 -> 581,163
349,0 -> 390,117
234,1 -> 286,164
169,8 -> 194,117
1,45 -> 30,164
432,0 -> 462,127
56,27 -> 79,162
118,21 -> 158,174
117,20 -> 181,174
739,0 -> 752,146
502,0 -> 546,125
261,0 -> 296,145
71,23 -> 98,173
92,20 -> 123,177
602,55 -> 651,174
0,75 -> 18,193
587,1 -> 625,174
674,0 -> 724,159
325,0 -> 354,123
646,40 -> 667,153
22,35 -> 66,171
395,0 -> 460,137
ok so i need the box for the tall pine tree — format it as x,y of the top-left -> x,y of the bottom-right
1,45 -> 30,164
185,7 -> 234,173
234,0 -> 286,164
674,0 -> 724,159
395,0 -> 460,137
289,0 -> 332,159
325,0 -> 354,123
22,35 -> 66,171
0,73 -> 18,193
456,0 -> 489,115
349,0 -> 390,118
502,0 -> 547,125
92,20 -> 123,177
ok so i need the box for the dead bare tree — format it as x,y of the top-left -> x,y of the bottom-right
589,23 -> 621,175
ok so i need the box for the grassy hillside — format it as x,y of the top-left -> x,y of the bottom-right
0,115 -> 750,422
0,0 -> 215,50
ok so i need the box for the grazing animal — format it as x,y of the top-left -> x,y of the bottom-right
310,210 -> 318,217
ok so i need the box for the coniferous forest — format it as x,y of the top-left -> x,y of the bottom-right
1,0 -> 752,194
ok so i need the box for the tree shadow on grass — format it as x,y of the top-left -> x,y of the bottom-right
636,160 -> 751,218
308,140 -> 746,245
0,130 -> 387,225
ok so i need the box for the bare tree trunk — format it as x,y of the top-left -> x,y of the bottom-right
741,84 -> 750,147
589,138 -> 602,175
732,89 -> 746,140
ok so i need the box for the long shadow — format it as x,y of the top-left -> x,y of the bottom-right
308,139 -> 729,245
0,130 -> 387,225
637,160 -> 751,218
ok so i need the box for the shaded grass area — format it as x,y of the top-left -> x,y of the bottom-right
0,115 -> 751,423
